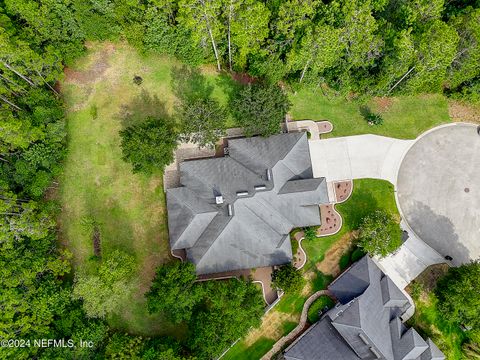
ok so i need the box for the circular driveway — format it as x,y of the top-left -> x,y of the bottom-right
397,123 -> 480,266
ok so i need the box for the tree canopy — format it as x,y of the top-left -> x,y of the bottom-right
435,261 -> 480,329
146,262 -> 204,323
231,82 -> 291,137
120,116 -> 178,174
357,210 -> 402,258
73,251 -> 137,318
271,264 -> 305,293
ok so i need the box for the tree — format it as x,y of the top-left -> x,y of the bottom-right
271,264 -> 304,293
187,279 -> 264,358
179,98 -> 227,148
120,116 -> 178,174
340,0 -> 384,69
146,262 -> 203,323
447,8 -> 480,90
231,82 -> 291,137
273,0 -> 320,49
227,0 -> 270,70
406,20 -> 459,92
178,0 -> 224,71
73,250 -> 136,318
288,24 -> 344,82
357,210 -> 402,257
435,261 -> 480,329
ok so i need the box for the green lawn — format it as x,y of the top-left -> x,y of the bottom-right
307,296 -> 335,323
222,338 -> 276,360
58,42 -> 236,336
303,179 -> 399,267
408,291 -> 467,359
290,88 -> 451,139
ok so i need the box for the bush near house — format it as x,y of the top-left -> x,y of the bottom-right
271,264 -> 305,293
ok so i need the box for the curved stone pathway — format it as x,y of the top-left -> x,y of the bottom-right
261,290 -> 334,360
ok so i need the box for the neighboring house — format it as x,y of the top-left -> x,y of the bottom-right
284,256 -> 445,360
166,132 -> 329,275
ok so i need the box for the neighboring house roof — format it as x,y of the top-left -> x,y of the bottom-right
284,256 -> 445,360
166,132 -> 329,275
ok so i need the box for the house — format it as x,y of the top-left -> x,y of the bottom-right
284,256 -> 445,360
166,132 -> 329,275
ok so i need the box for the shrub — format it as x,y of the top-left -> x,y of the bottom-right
357,210 -> 402,257
271,264 -> 304,293
360,105 -> 383,125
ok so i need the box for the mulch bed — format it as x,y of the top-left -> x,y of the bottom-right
334,180 -> 352,203
317,204 -> 341,236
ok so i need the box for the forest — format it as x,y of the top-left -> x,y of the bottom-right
0,0 -> 479,358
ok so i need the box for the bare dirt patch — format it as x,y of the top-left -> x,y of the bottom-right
373,97 -> 394,112
244,311 -> 298,346
232,72 -> 257,85
64,43 -> 116,85
408,263 -> 449,293
448,100 -> 480,124
316,231 -> 359,277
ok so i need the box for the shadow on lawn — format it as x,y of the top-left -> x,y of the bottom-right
118,89 -> 170,128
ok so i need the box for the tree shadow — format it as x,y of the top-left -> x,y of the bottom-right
171,65 -> 214,104
215,72 -> 243,104
118,89 -> 169,128
408,200 -> 471,266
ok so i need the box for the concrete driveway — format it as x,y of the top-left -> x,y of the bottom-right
309,135 -> 414,185
375,222 -> 446,289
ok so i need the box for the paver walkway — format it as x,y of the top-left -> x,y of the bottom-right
261,290 -> 334,360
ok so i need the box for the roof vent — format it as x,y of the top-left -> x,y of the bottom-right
254,185 -> 266,190
236,191 -> 249,197
266,169 -> 271,181
358,333 -> 370,345
370,347 -> 381,359
215,195 -> 224,204
228,204 -> 233,216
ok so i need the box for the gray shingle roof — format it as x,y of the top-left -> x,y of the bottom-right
166,133 -> 329,275
284,256 -> 445,360
284,317 -> 360,360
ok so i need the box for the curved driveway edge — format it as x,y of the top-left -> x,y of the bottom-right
309,135 -> 414,185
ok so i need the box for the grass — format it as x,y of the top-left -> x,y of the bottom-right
303,179 -> 399,267
307,296 -> 335,323
58,42 -> 236,336
406,265 -> 471,360
407,287 -> 467,359
290,88 -> 451,139
222,338 -> 276,360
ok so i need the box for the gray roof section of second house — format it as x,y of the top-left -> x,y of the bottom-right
284,256 -> 445,360
166,132 -> 329,275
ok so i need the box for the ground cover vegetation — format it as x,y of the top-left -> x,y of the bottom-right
1,0 -> 479,358
407,262 -> 480,359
